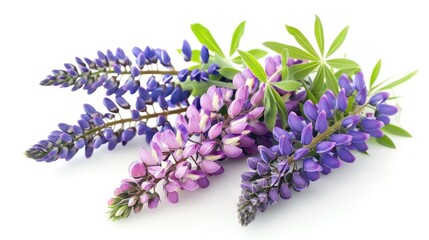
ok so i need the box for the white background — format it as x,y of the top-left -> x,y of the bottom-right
1,0 -> 428,239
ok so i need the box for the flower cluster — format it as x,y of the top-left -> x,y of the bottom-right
40,46 -> 176,95
108,78 -> 275,219
25,19 -> 412,226
26,41 -> 226,162
25,83 -> 191,162
237,72 -> 398,226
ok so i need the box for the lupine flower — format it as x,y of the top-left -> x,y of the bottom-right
108,79 -> 275,220
237,72 -> 398,226
40,46 -> 183,96
25,82 -> 192,162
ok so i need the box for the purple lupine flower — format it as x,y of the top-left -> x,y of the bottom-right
39,44 -> 206,99
237,72 -> 399,226
182,40 -> 192,62
25,80 -> 192,162
200,45 -> 209,63
108,75 -> 274,220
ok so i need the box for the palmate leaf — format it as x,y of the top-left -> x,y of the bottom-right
323,65 -> 339,94
289,61 -> 319,80
271,80 -> 301,91
314,15 -> 325,56
263,42 -> 318,61
263,87 -> 277,130
219,67 -> 240,79
231,49 -> 267,64
285,25 -> 319,59
311,67 -> 325,94
230,21 -> 246,56
237,50 -> 267,82
269,86 -> 288,128
191,23 -> 225,58
281,49 -> 289,80
326,26 -> 349,57
326,58 -> 359,70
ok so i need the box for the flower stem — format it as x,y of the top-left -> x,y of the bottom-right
286,104 -> 365,163
85,107 -> 187,137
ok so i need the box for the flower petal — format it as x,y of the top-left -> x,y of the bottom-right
316,141 -> 335,154
165,180 -> 181,192
303,100 -> 318,121
129,161 -> 146,178
321,154 -> 342,169
208,122 -> 223,139
223,145 -> 242,158
294,148 -> 309,160
166,191 -> 179,204
337,147 -> 356,163
303,158 -> 322,172
181,179 -> 199,191
258,145 -> 276,162
288,112 -> 304,132
315,110 -> 328,133
330,134 -> 352,146
376,104 -> 398,116
200,160 -> 222,174
361,118 -> 384,131
301,123 -> 313,145
139,147 -> 158,166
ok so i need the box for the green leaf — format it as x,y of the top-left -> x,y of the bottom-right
314,15 -> 325,56
272,80 -> 301,91
289,61 -> 319,80
263,89 -> 277,130
345,94 -> 355,114
177,49 -> 201,63
263,42 -> 318,61
383,124 -> 412,137
286,25 -> 319,59
323,65 -> 339,94
378,70 -> 417,91
237,50 -> 267,82
334,68 -> 361,80
311,67 -> 325,93
229,21 -> 246,57
281,49 -> 289,80
219,67 -> 240,79
180,79 -> 234,96
301,80 -> 318,103
375,135 -> 396,149
326,58 -> 359,70
191,23 -> 225,58
231,49 -> 267,64
326,26 -> 349,57
247,49 -> 268,59
370,59 -> 382,89
268,86 -> 288,128
214,54 -> 234,69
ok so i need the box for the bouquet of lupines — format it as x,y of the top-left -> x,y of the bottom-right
25,17 -> 415,225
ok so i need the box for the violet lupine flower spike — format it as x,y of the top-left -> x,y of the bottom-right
40,46 -> 181,95
237,72 -> 398,226
108,79 -> 273,220
25,84 -> 192,162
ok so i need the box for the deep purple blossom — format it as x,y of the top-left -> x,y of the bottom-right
237,72 -> 398,226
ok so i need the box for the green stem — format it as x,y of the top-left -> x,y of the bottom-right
85,108 -> 187,137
